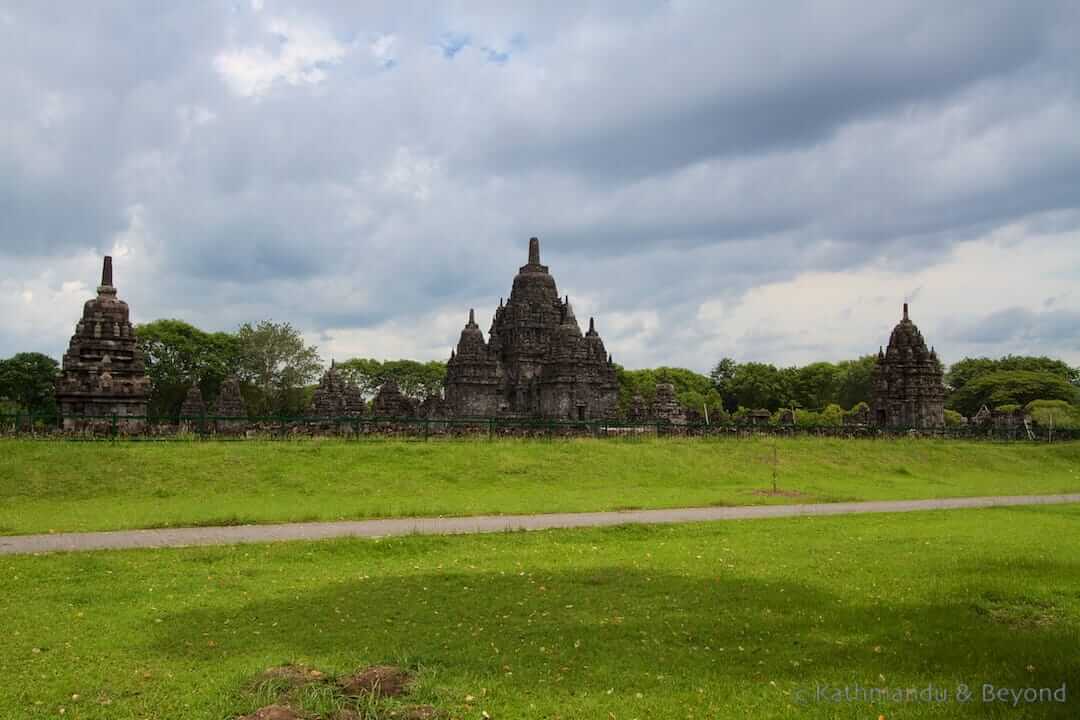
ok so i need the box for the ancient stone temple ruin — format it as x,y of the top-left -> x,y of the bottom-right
870,303 -> 945,428
444,238 -> 619,420
372,378 -> 416,418
213,377 -> 247,418
650,382 -> 687,425
179,385 -> 207,418
55,257 -> 151,428
309,361 -> 366,418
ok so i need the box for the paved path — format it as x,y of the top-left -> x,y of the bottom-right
3,494 -> 1078,556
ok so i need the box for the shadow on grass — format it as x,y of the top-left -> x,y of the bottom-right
143,561 -> 1080,717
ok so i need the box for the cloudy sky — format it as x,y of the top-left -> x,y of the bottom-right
2,1 -> 1079,372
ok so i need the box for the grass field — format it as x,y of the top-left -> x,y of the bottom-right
0,505 -> 1077,718
2,438 -> 1079,535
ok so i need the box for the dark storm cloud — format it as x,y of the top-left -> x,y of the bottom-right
951,308 -> 1080,349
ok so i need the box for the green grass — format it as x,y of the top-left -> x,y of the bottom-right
2,437 -> 1080,535
1,506 -> 1078,718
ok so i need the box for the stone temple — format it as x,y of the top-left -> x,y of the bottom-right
870,303 -> 945,428
55,257 -> 151,427
444,238 -> 619,420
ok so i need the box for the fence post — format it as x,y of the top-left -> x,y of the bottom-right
14,410 -> 21,436
111,413 -> 118,440
488,417 -> 494,441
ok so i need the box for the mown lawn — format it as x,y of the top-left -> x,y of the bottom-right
1,506 -> 1078,718
2,438 -> 1079,535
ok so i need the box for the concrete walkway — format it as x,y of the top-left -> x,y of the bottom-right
3,493 -> 1078,556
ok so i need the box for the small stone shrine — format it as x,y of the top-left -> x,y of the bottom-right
870,303 -> 945,428
650,382 -> 687,425
179,385 -> 207,418
213,377 -> 247,418
371,379 -> 416,418
55,256 -> 151,429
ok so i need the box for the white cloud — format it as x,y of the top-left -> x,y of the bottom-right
214,16 -> 348,97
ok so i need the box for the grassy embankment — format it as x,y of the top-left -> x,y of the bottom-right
2,438 -> 1079,535
1,505 -> 1078,718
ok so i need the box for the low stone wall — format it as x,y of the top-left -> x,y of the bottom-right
2,415 -> 1076,442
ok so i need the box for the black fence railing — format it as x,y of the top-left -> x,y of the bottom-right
1,412 -> 1076,442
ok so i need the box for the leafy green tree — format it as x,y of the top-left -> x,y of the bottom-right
948,370 -> 1078,417
820,403 -> 845,426
836,355 -> 877,409
727,362 -> 789,412
136,319 -> 241,416
947,355 -> 1078,392
337,358 -> 446,400
791,362 -> 841,410
1025,400 -> 1080,429
236,320 -> 322,415
943,409 -> 964,427
0,353 -> 59,415
945,357 -> 997,392
709,357 -> 738,409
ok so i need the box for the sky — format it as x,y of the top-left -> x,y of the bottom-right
1,1 -> 1079,372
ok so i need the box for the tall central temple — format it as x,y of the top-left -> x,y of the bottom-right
444,237 -> 619,420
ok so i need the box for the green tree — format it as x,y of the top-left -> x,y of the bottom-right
338,358 -> 446,400
136,319 -> 241,416
836,355 -> 877,409
709,357 -> 738,409
728,362 -> 789,412
236,320 -> 322,415
947,355 -> 1078,392
791,362 -> 840,410
1025,400 -> 1080,429
0,353 -> 59,415
948,370 -> 1078,417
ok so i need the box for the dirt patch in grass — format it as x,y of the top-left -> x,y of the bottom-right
238,663 -> 430,720
751,488 -> 808,498
973,593 -> 1061,629
340,665 -> 412,698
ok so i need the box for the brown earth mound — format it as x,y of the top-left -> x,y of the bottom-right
340,665 -> 413,698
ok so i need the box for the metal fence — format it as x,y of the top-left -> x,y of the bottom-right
1,412 -> 1076,442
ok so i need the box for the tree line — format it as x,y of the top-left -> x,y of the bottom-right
1,318 -> 1078,426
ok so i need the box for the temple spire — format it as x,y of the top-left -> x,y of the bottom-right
467,308 -> 477,328
101,256 -> 113,288
528,237 -> 540,265
903,302 -> 909,321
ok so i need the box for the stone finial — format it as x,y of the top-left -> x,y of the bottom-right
903,302 -> 909,321
469,308 -> 476,325
528,237 -> 540,265
101,256 -> 113,287
589,317 -> 595,333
